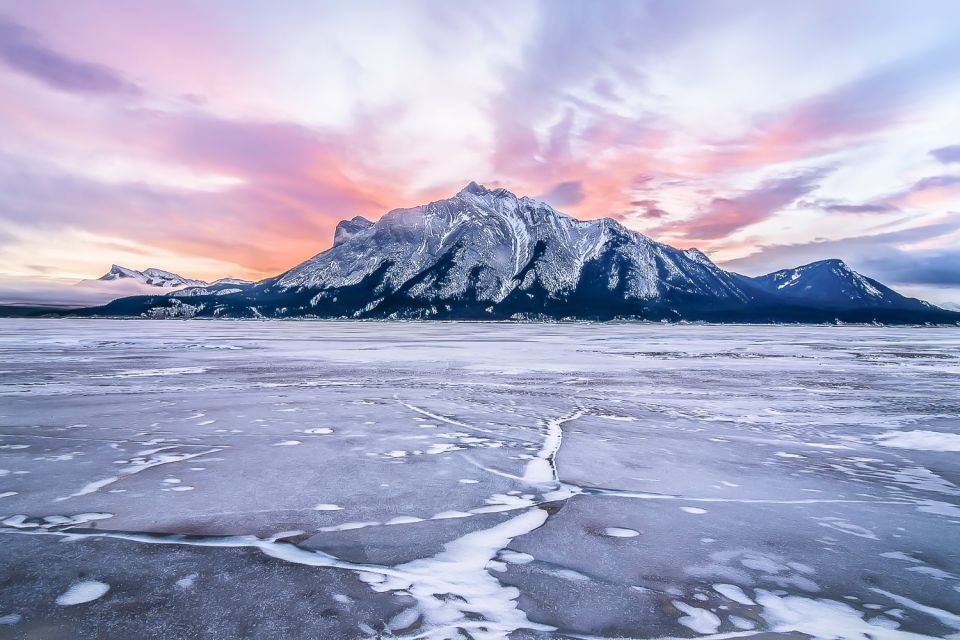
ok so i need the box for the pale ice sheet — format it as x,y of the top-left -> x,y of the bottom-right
1,320 -> 958,639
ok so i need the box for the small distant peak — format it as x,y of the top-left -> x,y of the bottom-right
460,181 -> 488,196
108,264 -> 134,275
683,248 -> 712,265
457,181 -> 517,200
99,264 -> 137,280
805,258 -> 849,271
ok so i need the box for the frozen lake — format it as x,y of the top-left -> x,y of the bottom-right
0,319 -> 958,639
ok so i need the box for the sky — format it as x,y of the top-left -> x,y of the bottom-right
1,0 -> 959,306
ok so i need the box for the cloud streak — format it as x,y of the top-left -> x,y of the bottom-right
672,170 -> 829,240
0,16 -> 141,96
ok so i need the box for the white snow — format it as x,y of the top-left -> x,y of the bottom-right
681,507 -> 708,514
757,589 -> 955,639
876,430 -> 960,452
55,581 -> 110,606
603,527 -> 640,538
672,601 -> 721,634
713,583 -> 755,605
176,574 -> 198,589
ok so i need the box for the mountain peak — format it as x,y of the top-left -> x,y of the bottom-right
456,181 -> 517,200
459,181 -> 488,196
333,216 -> 374,247
805,258 -> 848,270
99,265 -> 139,281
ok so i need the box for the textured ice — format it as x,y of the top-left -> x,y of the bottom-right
1,320 -> 958,639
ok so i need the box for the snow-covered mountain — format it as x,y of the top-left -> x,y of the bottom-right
0,266 -> 254,309
97,265 -> 209,288
8,183 -> 957,323
92,265 -> 253,298
742,259 -> 933,311
269,181 -> 755,317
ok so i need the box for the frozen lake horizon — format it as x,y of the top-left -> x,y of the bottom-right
0,319 -> 958,639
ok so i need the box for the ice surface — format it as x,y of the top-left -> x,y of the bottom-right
1,320 -> 958,639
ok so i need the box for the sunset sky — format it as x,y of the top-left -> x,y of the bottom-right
1,1 -> 959,305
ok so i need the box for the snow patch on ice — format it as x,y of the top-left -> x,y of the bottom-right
672,601 -> 720,634
681,507 -> 708,514
757,588 -> 953,638
176,573 -> 198,589
876,430 -> 960,452
55,580 -> 110,606
713,583 -> 755,605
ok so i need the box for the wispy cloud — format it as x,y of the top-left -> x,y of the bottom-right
0,16 -> 141,97
672,169 -> 830,240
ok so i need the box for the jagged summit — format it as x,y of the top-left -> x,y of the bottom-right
333,216 -> 374,247
459,180 -> 488,196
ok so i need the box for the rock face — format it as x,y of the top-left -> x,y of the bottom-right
34,183 -> 960,323
332,216 -> 375,247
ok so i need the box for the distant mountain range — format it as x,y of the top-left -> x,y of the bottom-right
3,183 -> 957,323
95,265 -> 251,289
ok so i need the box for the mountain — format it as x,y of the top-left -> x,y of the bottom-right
6,183 -> 958,323
96,265 -> 209,288
94,265 -> 254,290
0,266 -> 254,310
741,259 -> 933,311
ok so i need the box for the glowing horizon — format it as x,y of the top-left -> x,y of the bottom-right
1,1 -> 958,305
